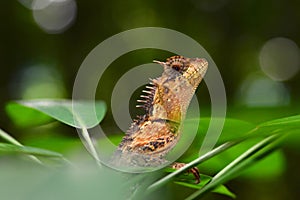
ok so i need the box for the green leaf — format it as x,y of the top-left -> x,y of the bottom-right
174,174 -> 236,198
149,115 -> 299,198
0,143 -> 63,157
181,118 -> 255,162
6,99 -> 107,129
181,115 -> 298,176
187,117 -> 255,146
6,102 -> 53,127
282,129 -> 300,150
107,134 -> 123,146
185,135 -> 282,199
212,183 -> 236,199
198,138 -> 285,178
248,114 -> 300,138
0,128 -> 46,164
259,114 -> 300,127
164,168 -> 235,198
23,134 -> 82,153
0,159 -> 164,200
241,150 -> 285,179
216,118 -> 256,143
0,128 -> 23,146
97,134 -> 123,155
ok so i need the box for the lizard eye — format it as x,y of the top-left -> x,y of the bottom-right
172,64 -> 182,71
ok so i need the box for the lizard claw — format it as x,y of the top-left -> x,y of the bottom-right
171,162 -> 200,184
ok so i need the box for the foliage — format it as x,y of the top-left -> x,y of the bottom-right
1,99 -> 299,199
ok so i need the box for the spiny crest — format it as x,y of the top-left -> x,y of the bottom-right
130,55 -> 208,129
135,80 -> 156,113
125,115 -> 147,137
132,115 -> 147,125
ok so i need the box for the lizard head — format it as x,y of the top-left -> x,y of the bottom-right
154,55 -> 208,89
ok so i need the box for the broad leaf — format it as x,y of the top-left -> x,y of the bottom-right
6,99 -> 107,129
6,102 -> 53,127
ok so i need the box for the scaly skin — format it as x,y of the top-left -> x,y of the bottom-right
112,56 -> 208,178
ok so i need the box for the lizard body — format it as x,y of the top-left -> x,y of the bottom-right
112,56 -> 208,172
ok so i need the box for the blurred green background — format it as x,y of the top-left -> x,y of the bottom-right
0,0 -> 300,199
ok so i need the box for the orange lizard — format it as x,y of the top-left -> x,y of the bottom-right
112,56 -> 208,183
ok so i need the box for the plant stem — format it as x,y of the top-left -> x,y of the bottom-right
213,134 -> 278,180
185,134 -> 283,200
147,140 -> 238,193
79,127 -> 102,167
0,128 -> 43,165
69,105 -> 102,167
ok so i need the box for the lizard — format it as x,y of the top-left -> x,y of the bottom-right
111,55 -> 208,184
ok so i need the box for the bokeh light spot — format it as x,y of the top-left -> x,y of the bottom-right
259,37 -> 300,81
237,73 -> 290,107
11,64 -> 67,99
32,0 -> 77,34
